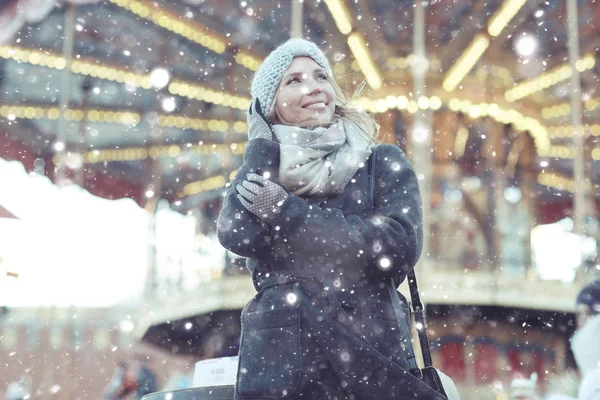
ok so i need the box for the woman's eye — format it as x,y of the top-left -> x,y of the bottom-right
316,74 -> 327,80
287,77 -> 301,84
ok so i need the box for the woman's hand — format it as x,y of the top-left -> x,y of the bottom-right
247,98 -> 274,141
236,173 -> 288,224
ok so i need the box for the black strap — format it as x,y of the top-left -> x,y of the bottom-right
407,270 -> 434,368
387,278 -> 421,377
368,146 -> 434,371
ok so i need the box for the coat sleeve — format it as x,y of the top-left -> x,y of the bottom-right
216,138 -> 279,258
269,144 -> 423,278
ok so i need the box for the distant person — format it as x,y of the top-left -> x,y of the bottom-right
571,279 -> 600,400
545,279 -> 600,400
104,360 -> 157,400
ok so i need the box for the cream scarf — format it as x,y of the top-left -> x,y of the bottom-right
272,120 -> 373,197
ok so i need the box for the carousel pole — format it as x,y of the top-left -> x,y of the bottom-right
290,0 -> 303,38
75,76 -> 92,187
56,3 -> 76,185
409,0 -> 432,369
566,0 -> 586,276
143,43 -> 170,301
49,5 -> 75,399
142,114 -> 163,301
410,0 -> 432,271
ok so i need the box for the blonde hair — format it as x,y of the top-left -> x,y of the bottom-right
270,73 -> 381,145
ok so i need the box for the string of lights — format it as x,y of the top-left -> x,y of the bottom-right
542,97 -> 600,120
548,124 -> 600,138
180,170 -> 238,198
0,105 -> 141,124
0,45 -> 249,110
323,0 -> 382,89
0,94 -> 550,156
0,105 -> 246,132
505,54 -> 596,102
538,171 -> 593,193
107,0 -> 261,71
353,95 -> 550,154
53,142 -> 247,166
442,0 -> 528,92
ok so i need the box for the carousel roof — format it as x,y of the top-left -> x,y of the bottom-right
0,0 -> 599,213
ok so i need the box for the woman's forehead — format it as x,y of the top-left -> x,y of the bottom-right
283,57 -> 324,75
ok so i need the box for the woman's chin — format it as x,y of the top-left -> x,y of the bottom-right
299,115 -> 334,128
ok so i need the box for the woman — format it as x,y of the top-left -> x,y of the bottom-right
217,38 -> 443,399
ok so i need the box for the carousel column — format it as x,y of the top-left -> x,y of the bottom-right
55,4 -> 76,185
290,0 -> 303,38
519,134 -> 537,278
409,0 -> 433,272
143,66 -> 171,301
75,76 -> 92,187
432,111 -> 461,265
566,0 -> 587,277
143,154 -> 162,301
407,0 -> 432,370
484,119 -> 504,272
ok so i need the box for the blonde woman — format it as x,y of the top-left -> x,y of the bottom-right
218,38 -> 442,399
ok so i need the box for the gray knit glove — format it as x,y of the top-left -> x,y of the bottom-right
247,98 -> 274,141
236,173 -> 288,224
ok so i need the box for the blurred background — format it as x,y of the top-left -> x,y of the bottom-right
0,0 -> 599,398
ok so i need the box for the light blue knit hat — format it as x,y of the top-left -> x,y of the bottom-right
250,38 -> 333,117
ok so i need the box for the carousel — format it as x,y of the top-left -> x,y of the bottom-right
1,0 -> 600,398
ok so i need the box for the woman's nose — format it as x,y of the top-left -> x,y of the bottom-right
304,80 -> 322,95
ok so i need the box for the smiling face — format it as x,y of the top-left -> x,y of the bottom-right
273,56 -> 336,128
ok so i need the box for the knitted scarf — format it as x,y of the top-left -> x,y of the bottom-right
272,120 -> 372,197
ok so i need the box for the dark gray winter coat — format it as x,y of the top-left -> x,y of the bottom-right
217,138 -> 438,399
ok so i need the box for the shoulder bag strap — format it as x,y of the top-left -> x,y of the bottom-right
387,278 -> 421,377
369,146 -> 376,205
407,270 -> 434,368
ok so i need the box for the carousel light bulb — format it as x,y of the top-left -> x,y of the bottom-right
412,123 -> 430,144
514,33 -> 539,57
161,97 -> 177,112
149,67 -> 171,89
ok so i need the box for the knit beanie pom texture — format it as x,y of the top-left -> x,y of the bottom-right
250,38 -> 332,118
